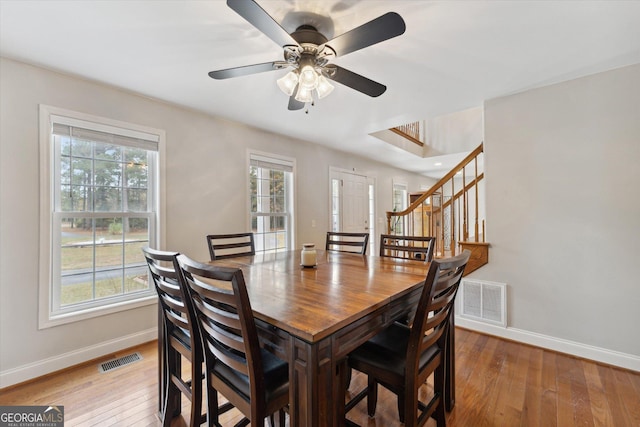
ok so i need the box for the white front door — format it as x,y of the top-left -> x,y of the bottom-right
338,171 -> 369,233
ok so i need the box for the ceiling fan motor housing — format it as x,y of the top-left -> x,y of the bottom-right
291,25 -> 328,46
285,25 -> 335,69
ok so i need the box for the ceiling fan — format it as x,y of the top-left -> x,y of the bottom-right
209,0 -> 406,111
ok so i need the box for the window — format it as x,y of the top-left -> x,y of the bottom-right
249,152 -> 295,252
392,181 -> 408,234
331,178 -> 340,232
39,105 -> 164,327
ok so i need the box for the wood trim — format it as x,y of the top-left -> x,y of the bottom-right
389,127 -> 424,146
458,241 -> 489,275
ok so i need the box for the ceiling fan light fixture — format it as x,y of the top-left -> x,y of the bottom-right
316,74 -> 334,99
210,3 -> 406,111
277,71 -> 299,96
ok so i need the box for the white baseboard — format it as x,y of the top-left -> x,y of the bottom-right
0,327 -> 157,389
455,316 -> 640,372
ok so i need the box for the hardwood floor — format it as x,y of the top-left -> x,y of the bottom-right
1,328 -> 639,426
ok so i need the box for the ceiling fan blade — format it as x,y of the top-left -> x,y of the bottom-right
208,62 -> 282,79
227,0 -> 298,48
328,66 -> 386,97
288,96 -> 305,111
323,12 -> 405,57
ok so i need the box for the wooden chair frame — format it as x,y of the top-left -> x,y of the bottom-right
346,250 -> 470,427
177,255 -> 288,427
206,232 -> 255,261
379,234 -> 436,262
325,231 -> 370,255
142,247 -> 205,427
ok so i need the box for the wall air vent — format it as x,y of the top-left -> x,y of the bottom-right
98,352 -> 142,373
458,279 -> 507,327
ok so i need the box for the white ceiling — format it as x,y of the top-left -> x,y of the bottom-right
1,1 -> 639,176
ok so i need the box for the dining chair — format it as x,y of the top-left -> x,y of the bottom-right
345,250 -> 471,427
206,232 -> 255,261
177,255 -> 289,427
379,234 -> 436,262
141,247 -> 205,427
325,231 -> 370,255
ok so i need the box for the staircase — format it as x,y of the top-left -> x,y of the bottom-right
385,143 -> 488,274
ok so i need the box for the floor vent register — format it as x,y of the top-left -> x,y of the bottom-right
98,352 -> 143,373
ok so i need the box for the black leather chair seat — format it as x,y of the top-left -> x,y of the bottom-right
349,323 -> 439,382
213,348 -> 289,403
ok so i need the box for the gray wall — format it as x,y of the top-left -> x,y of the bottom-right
0,58 -> 429,386
478,63 -> 640,358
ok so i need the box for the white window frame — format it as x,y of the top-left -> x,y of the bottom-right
248,150 -> 296,252
392,180 -> 408,235
38,105 -> 166,329
368,177 -> 376,254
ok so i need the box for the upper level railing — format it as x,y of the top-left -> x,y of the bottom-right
390,121 -> 423,146
386,143 -> 485,258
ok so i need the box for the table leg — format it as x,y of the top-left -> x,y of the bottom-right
288,336 -> 335,426
332,358 -> 349,426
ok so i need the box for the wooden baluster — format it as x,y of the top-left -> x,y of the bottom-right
439,187 -> 444,257
482,220 -> 486,243
429,195 -> 435,242
457,195 -> 461,248
462,165 -> 467,241
474,156 -> 479,242
421,198 -> 425,237
450,178 -> 455,256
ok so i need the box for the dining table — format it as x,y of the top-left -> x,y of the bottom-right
204,249 -> 458,426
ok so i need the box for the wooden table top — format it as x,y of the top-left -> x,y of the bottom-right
208,250 -> 431,343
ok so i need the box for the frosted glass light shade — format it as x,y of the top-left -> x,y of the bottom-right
298,65 -> 318,90
295,85 -> 313,103
316,75 -> 334,99
277,71 -> 299,96
277,65 -> 334,104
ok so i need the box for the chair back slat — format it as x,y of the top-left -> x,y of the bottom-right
325,232 -> 370,255
165,308 -> 190,331
207,233 -> 255,260
379,234 -> 436,261
195,301 -> 245,354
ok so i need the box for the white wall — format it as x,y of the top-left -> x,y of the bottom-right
473,64 -> 640,364
0,57 -> 427,386
426,106 -> 484,156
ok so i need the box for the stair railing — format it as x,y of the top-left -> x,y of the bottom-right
386,143 -> 484,258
